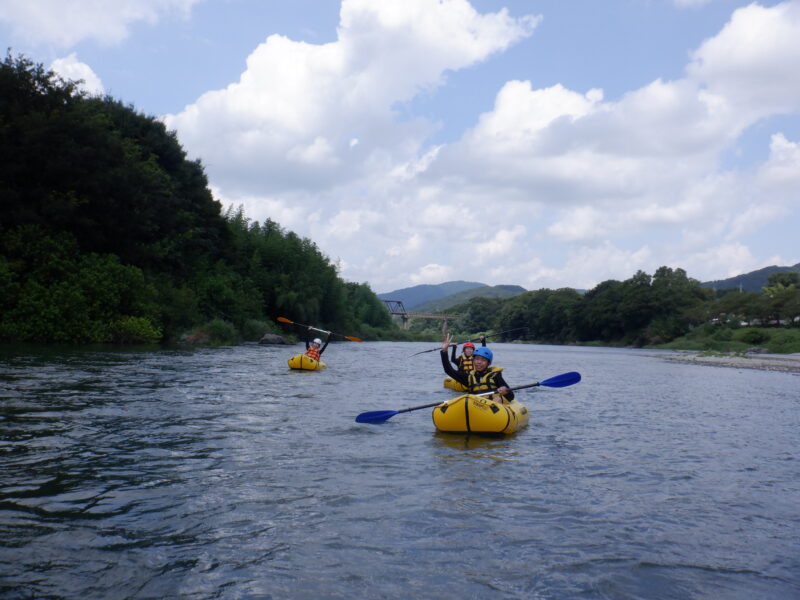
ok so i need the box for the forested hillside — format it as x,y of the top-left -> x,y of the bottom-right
0,53 -> 393,344
702,263 -> 800,293
377,281 -> 486,310
413,284 -> 526,313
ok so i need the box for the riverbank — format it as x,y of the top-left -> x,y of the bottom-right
659,351 -> 800,373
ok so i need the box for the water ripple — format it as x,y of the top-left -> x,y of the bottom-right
1,342 -> 798,598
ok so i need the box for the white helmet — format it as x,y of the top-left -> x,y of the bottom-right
313,338 -> 322,345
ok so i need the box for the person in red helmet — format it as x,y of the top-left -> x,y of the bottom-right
450,335 -> 486,373
440,333 -> 513,401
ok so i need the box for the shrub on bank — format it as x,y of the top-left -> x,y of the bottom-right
653,326 -> 800,354
109,316 -> 162,344
241,319 -> 278,342
763,329 -> 800,354
735,328 -> 770,345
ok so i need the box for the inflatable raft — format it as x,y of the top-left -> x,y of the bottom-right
443,377 -> 468,392
432,394 -> 529,434
287,354 -> 327,370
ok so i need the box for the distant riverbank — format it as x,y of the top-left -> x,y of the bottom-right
658,350 -> 800,373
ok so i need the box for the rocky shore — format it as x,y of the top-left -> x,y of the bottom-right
659,351 -> 800,373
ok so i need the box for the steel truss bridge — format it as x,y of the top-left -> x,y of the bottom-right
382,300 -> 461,330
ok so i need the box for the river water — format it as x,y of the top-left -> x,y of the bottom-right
0,342 -> 798,599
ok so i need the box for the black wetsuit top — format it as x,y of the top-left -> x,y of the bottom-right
440,350 -> 515,401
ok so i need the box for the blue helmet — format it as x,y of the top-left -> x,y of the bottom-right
473,347 -> 493,363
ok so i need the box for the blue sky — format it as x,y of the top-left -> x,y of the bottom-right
2,0 -> 798,293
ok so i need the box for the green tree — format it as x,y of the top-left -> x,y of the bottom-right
1,53 -> 400,344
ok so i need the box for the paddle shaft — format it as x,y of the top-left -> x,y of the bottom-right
276,317 -> 362,342
410,327 -> 527,356
476,381 -> 540,397
464,327 -> 527,344
355,373 -> 581,423
402,382 -> 539,412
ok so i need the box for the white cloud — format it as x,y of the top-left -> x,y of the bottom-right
183,0 -> 800,292
511,243 -> 655,291
163,0 -> 540,196
327,208 -> 383,238
758,133 -> 800,189
683,242 -> 760,280
410,263 -> 453,285
387,233 -> 423,257
15,0 -> 797,293
0,0 -> 200,47
49,53 -> 104,95
687,1 -> 800,120
475,225 -> 526,258
378,1 -> 800,292
547,207 -> 607,242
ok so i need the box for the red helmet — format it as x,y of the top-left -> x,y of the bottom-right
462,342 -> 476,349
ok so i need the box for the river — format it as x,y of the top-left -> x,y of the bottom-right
1,342 -> 798,599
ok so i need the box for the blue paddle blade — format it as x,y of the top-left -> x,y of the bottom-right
540,371 -> 581,388
355,410 -> 399,424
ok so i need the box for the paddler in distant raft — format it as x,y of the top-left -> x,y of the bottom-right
304,328 -> 330,361
440,334 -> 514,401
450,335 -> 486,373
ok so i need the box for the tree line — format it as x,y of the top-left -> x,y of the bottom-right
444,267 -> 800,347
0,52 -> 393,344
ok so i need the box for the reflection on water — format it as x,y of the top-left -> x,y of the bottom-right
1,342 -> 798,599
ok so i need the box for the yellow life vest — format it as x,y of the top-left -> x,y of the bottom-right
466,366 -> 504,393
458,354 -> 475,372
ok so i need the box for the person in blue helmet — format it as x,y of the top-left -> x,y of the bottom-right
450,335 -> 486,373
440,333 -> 514,401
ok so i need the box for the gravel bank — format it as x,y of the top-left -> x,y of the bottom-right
660,351 -> 800,373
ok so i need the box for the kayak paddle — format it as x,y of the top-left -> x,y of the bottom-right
355,371 -> 581,424
409,327 -> 528,356
276,317 -> 363,342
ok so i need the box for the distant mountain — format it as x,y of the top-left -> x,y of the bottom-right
377,281 -> 486,310
701,263 -> 800,292
414,284 -> 527,313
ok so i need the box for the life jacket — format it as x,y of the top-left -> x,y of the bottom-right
305,346 -> 321,361
457,354 -> 475,372
467,366 -> 504,393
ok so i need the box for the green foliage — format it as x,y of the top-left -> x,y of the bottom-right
0,53 -> 403,345
711,327 -> 733,341
763,329 -> 800,353
658,326 -> 800,353
736,328 -> 771,345
241,319 -> 277,342
193,319 -> 239,346
109,316 -> 162,344
0,226 -> 159,343
766,271 -> 799,288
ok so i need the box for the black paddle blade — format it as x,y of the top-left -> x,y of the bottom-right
540,371 -> 581,388
355,410 -> 399,424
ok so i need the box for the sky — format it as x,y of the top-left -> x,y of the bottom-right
2,0 -> 799,294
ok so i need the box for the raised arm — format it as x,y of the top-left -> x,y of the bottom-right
440,334 -> 468,385
318,332 -> 331,355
